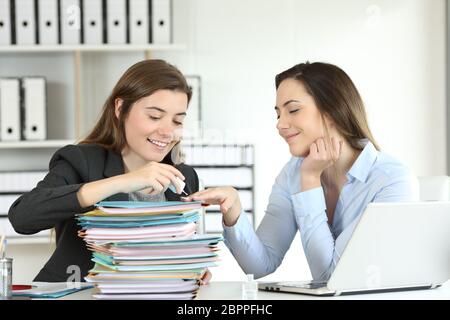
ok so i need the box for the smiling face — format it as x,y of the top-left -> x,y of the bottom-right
275,78 -> 328,157
117,89 -> 188,166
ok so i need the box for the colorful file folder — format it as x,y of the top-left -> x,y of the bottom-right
77,200 -> 223,300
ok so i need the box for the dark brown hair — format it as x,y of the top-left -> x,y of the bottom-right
79,59 -> 192,164
275,62 -> 379,151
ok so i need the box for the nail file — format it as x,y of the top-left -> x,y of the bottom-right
168,177 -> 188,195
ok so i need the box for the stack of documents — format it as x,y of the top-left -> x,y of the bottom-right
77,201 -> 222,300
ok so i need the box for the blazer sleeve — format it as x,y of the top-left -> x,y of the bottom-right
8,145 -> 94,235
191,167 -> 200,193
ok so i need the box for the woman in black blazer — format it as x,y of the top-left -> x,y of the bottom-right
8,59 -> 207,283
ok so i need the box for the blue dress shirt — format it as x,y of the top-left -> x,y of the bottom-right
223,140 -> 419,281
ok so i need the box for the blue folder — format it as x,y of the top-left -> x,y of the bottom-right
95,201 -> 202,208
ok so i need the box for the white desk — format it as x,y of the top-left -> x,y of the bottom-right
58,280 -> 450,300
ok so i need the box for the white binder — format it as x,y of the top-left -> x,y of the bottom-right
38,0 -> 58,45
21,77 -> 47,140
152,0 -> 172,44
0,78 -> 21,141
0,171 -> 47,192
129,0 -> 149,44
224,145 -> 242,165
60,0 -> 81,44
106,0 -> 127,44
83,0 -> 103,44
0,0 -> 12,45
195,167 -> 253,188
15,0 -> 36,45
183,76 -> 201,139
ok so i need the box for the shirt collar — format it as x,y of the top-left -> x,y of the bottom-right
347,139 -> 378,183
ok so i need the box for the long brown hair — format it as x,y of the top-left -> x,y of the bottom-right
79,59 -> 192,164
275,62 -> 379,151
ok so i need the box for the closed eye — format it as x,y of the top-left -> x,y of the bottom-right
289,109 -> 299,114
173,120 -> 183,126
149,116 -> 160,120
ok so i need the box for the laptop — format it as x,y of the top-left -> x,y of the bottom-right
258,201 -> 450,296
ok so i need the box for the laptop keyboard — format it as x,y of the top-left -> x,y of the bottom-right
279,281 -> 327,289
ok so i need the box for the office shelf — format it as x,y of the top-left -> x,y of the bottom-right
0,44 -> 186,53
184,143 -> 256,234
0,140 -> 74,149
8,237 -> 54,245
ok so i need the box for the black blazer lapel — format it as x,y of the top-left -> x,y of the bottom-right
102,149 -> 128,201
103,149 -> 124,178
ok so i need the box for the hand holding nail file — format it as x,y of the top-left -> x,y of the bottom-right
168,176 -> 188,196
168,177 -> 209,206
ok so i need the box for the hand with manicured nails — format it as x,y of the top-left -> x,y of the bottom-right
181,186 -> 242,227
122,161 -> 186,195
300,136 -> 343,191
76,161 -> 186,208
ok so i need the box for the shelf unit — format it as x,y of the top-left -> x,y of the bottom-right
5,235 -> 53,246
0,44 -> 186,53
181,142 -> 256,234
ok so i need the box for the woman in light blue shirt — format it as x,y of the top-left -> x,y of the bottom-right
183,62 -> 419,281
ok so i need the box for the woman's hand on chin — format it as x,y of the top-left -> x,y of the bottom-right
300,137 -> 343,190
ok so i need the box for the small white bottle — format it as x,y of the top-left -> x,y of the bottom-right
242,274 -> 258,300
